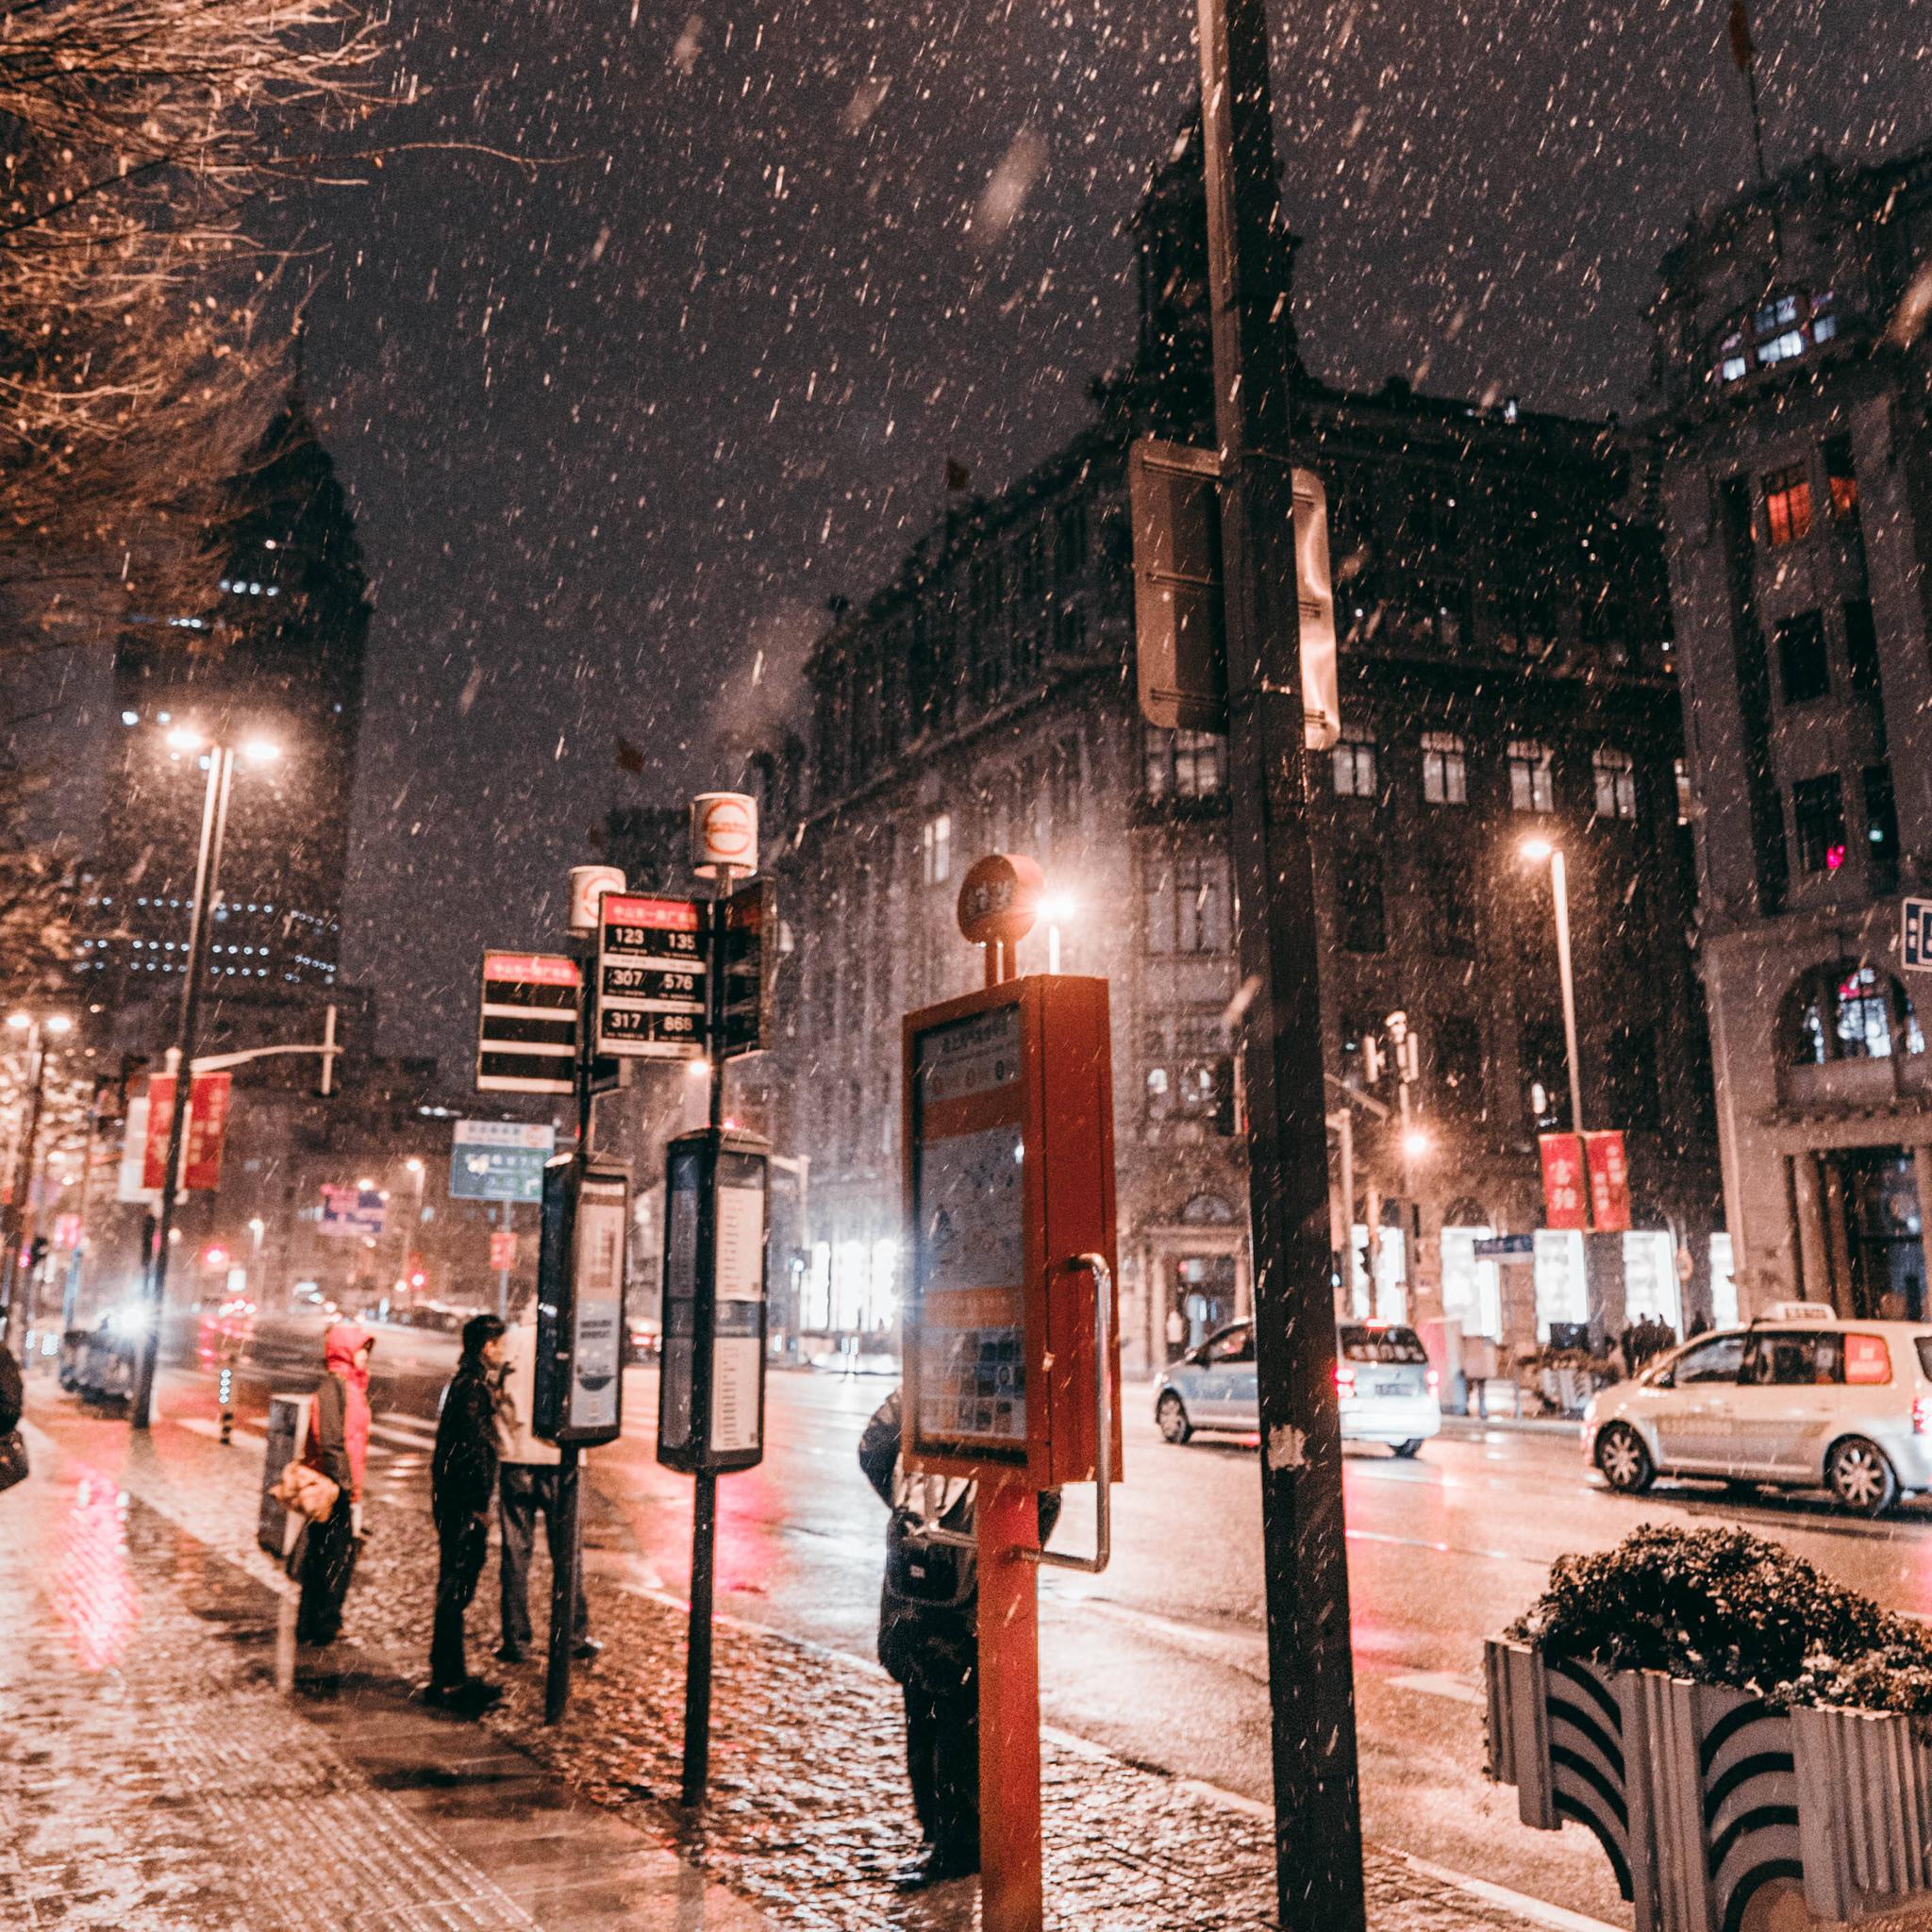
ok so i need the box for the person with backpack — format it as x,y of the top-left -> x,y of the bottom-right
858,1388 -> 1058,1891
294,1322 -> 374,1645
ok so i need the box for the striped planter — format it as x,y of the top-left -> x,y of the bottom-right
1485,1638 -> 1932,1931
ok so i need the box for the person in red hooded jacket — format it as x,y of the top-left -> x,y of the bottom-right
295,1321 -> 374,1645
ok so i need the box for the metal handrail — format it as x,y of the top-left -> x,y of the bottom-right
1021,1252 -> 1112,1575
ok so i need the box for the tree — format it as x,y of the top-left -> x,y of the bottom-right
0,0 -> 383,658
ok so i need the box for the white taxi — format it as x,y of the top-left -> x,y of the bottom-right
1583,1303 -> 1932,1516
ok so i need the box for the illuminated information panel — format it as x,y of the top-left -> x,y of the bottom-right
908,1002 -> 1030,1462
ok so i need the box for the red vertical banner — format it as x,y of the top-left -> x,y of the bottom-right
1583,1130 -> 1632,1233
1539,1132 -> 1588,1230
142,1073 -> 233,1192
142,1076 -> 174,1192
490,1229 -> 517,1272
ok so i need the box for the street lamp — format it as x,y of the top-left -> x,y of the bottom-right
1519,838 -> 1586,1136
396,1157 -> 426,1292
1039,892 -> 1075,974
130,724 -> 283,1430
2,1009 -> 74,1357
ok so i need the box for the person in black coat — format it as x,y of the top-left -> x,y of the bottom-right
858,1389 -> 1059,1891
428,1313 -> 508,1711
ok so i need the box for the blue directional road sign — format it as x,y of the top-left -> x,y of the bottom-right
450,1120 -> 557,1204
1904,898 -> 1932,974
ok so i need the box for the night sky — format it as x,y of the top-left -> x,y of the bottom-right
295,0 -> 1931,1077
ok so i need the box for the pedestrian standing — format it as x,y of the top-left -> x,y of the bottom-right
493,1320 -> 598,1665
1164,1305 -> 1187,1362
295,1322 -> 373,1645
428,1312 -> 507,1713
858,1388 -> 1058,1891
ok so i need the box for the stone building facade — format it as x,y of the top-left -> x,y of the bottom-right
1650,142 -> 1932,1319
766,125 -> 1724,1373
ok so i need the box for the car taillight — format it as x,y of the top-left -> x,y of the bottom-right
1335,1364 -> 1356,1393
1913,1397 -> 1930,1437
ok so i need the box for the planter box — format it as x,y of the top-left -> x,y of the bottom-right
1485,1637 -> 1932,1930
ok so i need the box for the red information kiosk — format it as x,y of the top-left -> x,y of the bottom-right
900,855 -> 1123,1932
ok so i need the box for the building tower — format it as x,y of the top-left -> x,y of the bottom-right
85,378 -> 372,1049
1650,142 -> 1932,1319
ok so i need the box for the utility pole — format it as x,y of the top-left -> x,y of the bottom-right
1193,0 -> 1367,1918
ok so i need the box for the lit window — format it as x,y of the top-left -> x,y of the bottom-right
1421,731 -> 1468,806
1331,727 -> 1376,800
1763,465 -> 1812,547
1507,739 -> 1555,813
1824,434 -> 1858,520
1150,727 -> 1224,800
1792,774 -> 1846,874
1674,758 -> 1695,825
1591,747 -> 1637,821
920,812 -> 952,886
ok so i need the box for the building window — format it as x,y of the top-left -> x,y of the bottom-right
1507,739 -> 1555,813
1824,434 -> 1859,521
1763,464 -> 1812,547
1791,774 -> 1846,874
1785,961 -> 1923,1065
1336,844 -> 1386,954
1843,601 -> 1881,694
1674,758 -> 1695,825
1144,1050 -> 1235,1132
1864,764 -> 1898,889
1055,499 -> 1087,580
1331,727 -> 1377,800
1421,730 -> 1468,806
920,812 -> 952,886
1591,747 -> 1638,821
1775,611 -> 1829,704
1143,724 -> 1225,801
1143,848 -> 1232,955
1434,1012 -> 1486,1122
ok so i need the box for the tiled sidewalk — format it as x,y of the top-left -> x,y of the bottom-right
9,1391 -> 1607,1932
0,1418 -> 769,1932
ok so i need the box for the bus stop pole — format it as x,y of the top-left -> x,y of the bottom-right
544,937 -> 595,1725
1193,0 -> 1368,1920
680,883 -> 731,1804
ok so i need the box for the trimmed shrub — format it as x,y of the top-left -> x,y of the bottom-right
1507,1524 -> 1932,1713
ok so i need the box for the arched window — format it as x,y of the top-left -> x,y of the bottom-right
1781,961 -> 1924,1064
1179,1192 -> 1238,1226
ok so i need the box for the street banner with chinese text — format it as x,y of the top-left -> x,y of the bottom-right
1583,1130 -> 1632,1232
1538,1133 -> 1587,1231
142,1073 -> 233,1192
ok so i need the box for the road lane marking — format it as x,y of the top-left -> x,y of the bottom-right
1389,1670 -> 1486,1707
1345,1525 -> 1548,1565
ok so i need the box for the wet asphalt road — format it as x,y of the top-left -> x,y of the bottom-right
217,1358 -> 1932,1928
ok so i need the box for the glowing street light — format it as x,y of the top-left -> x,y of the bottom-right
1039,892 -> 1075,974
1517,837 -> 1585,1135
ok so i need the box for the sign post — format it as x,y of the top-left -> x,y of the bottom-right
896,864 -> 1121,1932
658,788 -> 772,1806
657,1126 -> 770,1804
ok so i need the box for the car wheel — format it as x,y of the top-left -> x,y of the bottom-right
1825,1436 -> 1898,1518
1156,1392 -> 1192,1444
1595,1422 -> 1655,1494
1391,1439 -> 1423,1458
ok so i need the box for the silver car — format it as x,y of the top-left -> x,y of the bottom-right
1583,1306 -> 1932,1516
1154,1319 -> 1442,1457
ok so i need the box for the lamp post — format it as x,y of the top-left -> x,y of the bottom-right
397,1156 -> 425,1295
130,725 -> 281,1431
2,1009 -> 73,1357
1520,839 -> 1586,1137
